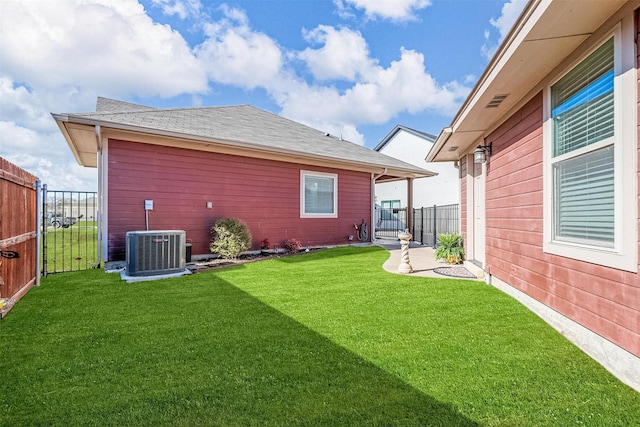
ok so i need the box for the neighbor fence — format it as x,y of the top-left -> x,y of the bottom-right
0,158 -> 40,317
375,204 -> 459,247
41,187 -> 99,275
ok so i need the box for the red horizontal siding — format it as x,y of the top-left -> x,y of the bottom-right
483,91 -> 640,357
107,140 -> 371,260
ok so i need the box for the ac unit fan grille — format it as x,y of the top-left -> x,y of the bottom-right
126,230 -> 186,276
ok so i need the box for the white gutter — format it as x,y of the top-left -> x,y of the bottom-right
426,127 -> 452,162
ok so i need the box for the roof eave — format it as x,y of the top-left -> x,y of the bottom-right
52,113 -> 99,167
430,0 -> 630,162
58,114 -> 435,180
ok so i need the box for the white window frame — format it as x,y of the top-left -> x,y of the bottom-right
300,170 -> 338,218
542,19 -> 637,272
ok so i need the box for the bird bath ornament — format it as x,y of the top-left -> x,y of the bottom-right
397,229 -> 413,274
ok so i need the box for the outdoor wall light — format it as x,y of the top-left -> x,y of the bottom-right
473,142 -> 492,164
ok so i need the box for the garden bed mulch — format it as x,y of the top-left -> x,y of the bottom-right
433,266 -> 477,279
188,249 -> 320,273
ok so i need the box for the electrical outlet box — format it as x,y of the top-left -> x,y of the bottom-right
207,201 -> 213,209
144,200 -> 154,210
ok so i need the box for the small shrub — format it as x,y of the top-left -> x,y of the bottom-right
284,238 -> 302,253
434,233 -> 464,264
210,218 -> 252,259
260,238 -> 270,250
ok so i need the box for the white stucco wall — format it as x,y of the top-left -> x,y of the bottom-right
375,129 -> 459,208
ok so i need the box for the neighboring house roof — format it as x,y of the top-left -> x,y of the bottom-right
95,97 -> 156,113
426,0 -> 629,162
373,125 -> 437,152
53,98 -> 435,182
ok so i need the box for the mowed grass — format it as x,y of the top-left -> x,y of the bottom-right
43,221 -> 99,272
1,246 -> 638,426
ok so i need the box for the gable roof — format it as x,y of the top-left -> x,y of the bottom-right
426,0 -> 630,162
53,98 -> 435,182
373,125 -> 437,152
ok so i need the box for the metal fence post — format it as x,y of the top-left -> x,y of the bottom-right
411,208 -> 415,239
42,184 -> 47,277
35,180 -> 42,285
432,204 -> 437,248
420,208 -> 424,244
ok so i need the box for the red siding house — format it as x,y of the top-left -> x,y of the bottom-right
54,98 -> 432,261
427,0 -> 639,390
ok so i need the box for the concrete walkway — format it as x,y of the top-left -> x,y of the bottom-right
375,238 -> 480,279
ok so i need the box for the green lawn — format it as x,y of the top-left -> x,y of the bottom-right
2,246 -> 638,426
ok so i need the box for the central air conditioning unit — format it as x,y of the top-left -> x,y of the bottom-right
125,230 -> 186,277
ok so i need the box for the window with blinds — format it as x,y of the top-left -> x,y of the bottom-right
551,37 -> 614,247
301,171 -> 337,217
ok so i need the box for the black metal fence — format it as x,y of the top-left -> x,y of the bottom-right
41,187 -> 99,274
413,204 -> 459,247
375,204 -> 459,247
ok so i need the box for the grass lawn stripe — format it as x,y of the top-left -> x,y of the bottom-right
1,246 -> 638,426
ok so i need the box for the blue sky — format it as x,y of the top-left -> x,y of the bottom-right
0,0 -> 526,190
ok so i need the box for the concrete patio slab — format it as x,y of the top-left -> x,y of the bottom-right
375,238 -> 481,280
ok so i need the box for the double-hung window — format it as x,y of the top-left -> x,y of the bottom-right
543,20 -> 636,272
300,170 -> 337,218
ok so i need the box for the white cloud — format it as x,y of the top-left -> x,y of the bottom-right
0,0 -> 211,190
0,121 -> 96,191
0,0 -> 470,188
150,0 -> 202,19
276,47 -> 468,144
299,26 -> 375,81
481,0 -> 527,59
0,0 -> 207,97
334,0 -> 431,22
195,6 -> 283,89
196,16 -> 469,145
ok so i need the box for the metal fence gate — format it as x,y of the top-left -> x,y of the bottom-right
374,206 -> 408,238
412,204 -> 459,247
41,187 -> 99,274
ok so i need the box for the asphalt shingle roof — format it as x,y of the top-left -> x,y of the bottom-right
58,97 -> 434,177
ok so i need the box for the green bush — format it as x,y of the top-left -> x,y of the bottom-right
434,233 -> 464,264
210,218 -> 252,259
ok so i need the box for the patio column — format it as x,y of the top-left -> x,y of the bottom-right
407,178 -> 414,232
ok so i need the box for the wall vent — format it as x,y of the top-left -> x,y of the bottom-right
126,230 -> 186,277
486,94 -> 509,108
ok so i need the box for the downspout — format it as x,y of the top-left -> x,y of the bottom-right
34,179 -> 42,286
95,125 -> 105,265
407,178 -> 414,233
371,168 -> 387,242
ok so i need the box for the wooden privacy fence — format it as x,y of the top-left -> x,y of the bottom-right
0,157 -> 40,318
